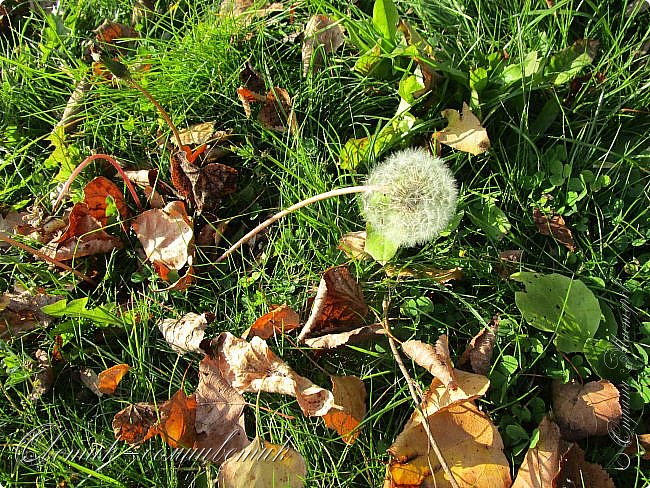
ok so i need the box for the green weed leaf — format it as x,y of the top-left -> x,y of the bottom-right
42,298 -> 122,327
545,39 -> 598,86
583,338 -> 632,382
364,223 -> 399,264
373,0 -> 399,42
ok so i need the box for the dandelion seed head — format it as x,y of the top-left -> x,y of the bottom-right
362,148 -> 458,247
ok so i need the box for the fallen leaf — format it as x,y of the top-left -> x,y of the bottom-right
158,312 -> 207,354
132,200 -> 193,274
124,169 -> 166,209
385,402 -> 511,488
323,375 -> 366,444
218,437 -> 307,488
297,265 -> 368,342
158,388 -> 198,448
552,379 -> 622,440
79,368 -> 103,397
533,208 -> 576,252
176,121 -> 217,147
0,287 -> 61,339
497,249 -> 523,278
625,434 -> 650,460
112,402 -> 159,445
219,0 -> 283,22
385,265 -> 463,283
243,304 -> 301,340
303,323 -> 385,349
512,417 -> 564,488
237,86 -> 265,118
94,20 -> 138,49
337,231 -> 367,260
41,202 -> 123,261
83,176 -> 130,226
402,335 -> 458,390
0,211 -> 29,246
302,15 -> 345,76
214,332 -> 334,417
434,102 -> 490,155
458,316 -> 499,375
239,61 -> 265,94
29,349 -> 54,401
555,443 -> 615,488
97,363 -> 130,395
417,369 -> 490,418
258,87 -> 298,133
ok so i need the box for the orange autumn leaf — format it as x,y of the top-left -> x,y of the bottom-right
243,304 -> 301,340
112,403 -> 159,445
83,176 -> 129,226
158,388 -> 198,448
97,363 -> 130,395
258,87 -> 298,133
323,375 -> 366,444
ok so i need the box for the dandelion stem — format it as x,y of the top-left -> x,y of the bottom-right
216,185 -> 382,263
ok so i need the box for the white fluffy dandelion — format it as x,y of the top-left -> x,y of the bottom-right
362,148 -> 458,247
217,147 -> 458,262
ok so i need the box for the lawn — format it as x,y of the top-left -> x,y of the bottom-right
0,0 -> 649,486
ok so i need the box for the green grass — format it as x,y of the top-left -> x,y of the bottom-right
1,0 -> 649,486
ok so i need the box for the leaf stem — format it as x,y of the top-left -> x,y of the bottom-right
216,185 -> 382,263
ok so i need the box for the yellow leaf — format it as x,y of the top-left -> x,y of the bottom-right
435,102 -> 490,155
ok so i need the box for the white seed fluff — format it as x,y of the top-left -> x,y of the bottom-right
361,148 -> 458,247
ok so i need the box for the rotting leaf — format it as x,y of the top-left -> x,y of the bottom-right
402,335 -> 458,390
297,265 -> 368,342
434,102 -> 490,155
29,349 -> 54,401
219,0 -> 283,22
337,231 -> 367,260
385,401 -> 511,488
303,323 -> 385,350
242,304 -> 300,340
458,315 -> 499,375
97,363 -> 130,395
213,332 -> 334,417
83,176 -> 130,226
112,402 -> 159,445
323,375 -> 366,444
556,443 -> 615,487
512,417 -> 564,488
301,15 -> 345,76
158,312 -> 208,354
0,288 -> 61,339
533,208 -> 576,252
217,437 -> 307,488
552,379 -> 622,441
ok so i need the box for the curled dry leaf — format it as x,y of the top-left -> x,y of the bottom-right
497,249 -> 523,279
384,265 -> 463,283
302,15 -> 345,76
0,288 -> 61,339
417,369 -> 490,418
124,169 -> 165,209
303,323 -> 385,350
112,402 -> 159,445
385,402 -> 511,488
158,312 -> 207,354
434,102 -> 490,155
552,379 -> 622,440
97,363 -> 130,395
258,87 -> 298,133
512,417 -> 563,488
338,231 -> 367,260
240,61 -> 265,94
556,443 -> 615,488
83,176 -> 129,226
458,316 -> 499,375
29,349 -> 54,401
297,265 -> 368,342
402,335 -> 457,390
41,202 -> 123,261
323,375 -> 367,444
132,200 -> 193,274
533,208 -> 576,252
175,121 -> 217,147
242,304 -> 301,340
218,437 -> 307,488
214,332 -> 334,417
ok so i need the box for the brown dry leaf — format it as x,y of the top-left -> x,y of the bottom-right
214,332 -> 334,416
0,211 -> 29,246
552,379 -> 622,441
176,121 -> 217,147
83,176 -> 130,226
385,401 -> 511,488
218,436 -> 307,488
402,335 -> 458,390
29,349 -> 54,401
258,87 -> 298,133
458,316 -> 499,375
497,249 -> 524,279
0,287 -> 61,339
158,312 -> 207,354
512,417 -> 564,488
240,61 -> 265,94
132,200 -> 193,273
219,0 -> 283,21
625,434 -> 650,460
193,352 -> 249,463
385,265 -> 463,283
297,265 -> 369,342
124,169 -> 166,209
112,402 -> 159,445
435,102 -> 490,155
303,323 -> 385,349
338,231 -> 367,260
170,149 -> 238,214
243,304 -> 301,340
42,202 -> 123,261
158,388 -> 198,448
237,86 -> 266,118
79,368 -> 103,397
323,375 -> 366,444
555,443 -> 615,488
94,20 -> 138,48
417,369 -> 490,418
302,15 -> 345,76
534,208 -> 576,252
97,363 -> 130,395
